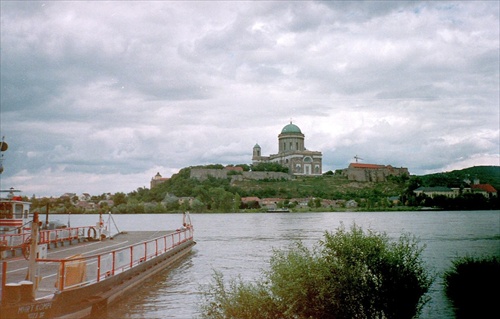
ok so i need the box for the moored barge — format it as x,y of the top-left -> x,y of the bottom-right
0,210 -> 195,319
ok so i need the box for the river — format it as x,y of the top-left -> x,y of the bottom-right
62,211 -> 499,319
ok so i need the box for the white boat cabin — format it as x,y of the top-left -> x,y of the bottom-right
0,193 -> 31,233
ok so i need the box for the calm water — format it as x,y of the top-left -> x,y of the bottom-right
62,211 -> 500,319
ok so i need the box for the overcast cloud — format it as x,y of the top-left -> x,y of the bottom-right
1,1 -> 498,197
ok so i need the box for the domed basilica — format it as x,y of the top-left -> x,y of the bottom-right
252,122 -> 322,176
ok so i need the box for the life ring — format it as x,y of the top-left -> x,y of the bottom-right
87,227 -> 97,240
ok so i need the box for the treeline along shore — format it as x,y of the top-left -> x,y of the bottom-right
29,165 -> 499,214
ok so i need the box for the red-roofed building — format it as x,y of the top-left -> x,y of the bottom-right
471,184 -> 497,197
349,163 -> 385,169
241,197 -> 261,204
342,162 -> 409,182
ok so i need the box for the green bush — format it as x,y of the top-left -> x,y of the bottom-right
199,224 -> 433,319
443,256 -> 500,319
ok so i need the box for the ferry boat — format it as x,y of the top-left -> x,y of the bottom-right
0,196 -> 195,319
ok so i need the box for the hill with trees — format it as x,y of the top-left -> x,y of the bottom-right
30,165 -> 499,213
122,164 -> 498,212
401,165 -> 499,211
414,166 -> 500,191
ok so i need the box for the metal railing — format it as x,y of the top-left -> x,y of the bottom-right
38,227 -> 194,292
0,226 -> 95,251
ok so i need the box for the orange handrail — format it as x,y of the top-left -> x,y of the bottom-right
35,227 -> 194,291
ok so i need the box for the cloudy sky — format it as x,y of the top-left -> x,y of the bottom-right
1,1 -> 498,197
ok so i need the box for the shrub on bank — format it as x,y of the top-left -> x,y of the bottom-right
443,256 -> 500,319
199,224 -> 433,319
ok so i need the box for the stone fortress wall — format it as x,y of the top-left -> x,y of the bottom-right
342,164 -> 409,182
190,168 -> 291,182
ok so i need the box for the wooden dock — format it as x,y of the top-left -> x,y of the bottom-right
1,231 -> 175,300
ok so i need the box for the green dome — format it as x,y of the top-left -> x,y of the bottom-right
281,122 -> 302,134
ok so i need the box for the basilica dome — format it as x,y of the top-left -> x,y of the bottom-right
281,122 -> 302,134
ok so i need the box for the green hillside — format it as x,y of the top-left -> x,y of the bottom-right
146,167 -> 406,201
230,175 -> 404,200
417,166 -> 500,191
135,167 -> 408,211
147,165 -> 499,202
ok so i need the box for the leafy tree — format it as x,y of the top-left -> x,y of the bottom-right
233,193 -> 242,211
127,187 -> 154,202
209,187 -> 234,212
180,199 -> 190,212
314,197 -> 321,208
202,164 -> 225,169
200,224 -> 433,319
99,201 -> 110,209
113,192 -> 127,206
144,202 -> 166,214
251,162 -> 289,173
190,198 -> 206,213
193,186 -> 212,207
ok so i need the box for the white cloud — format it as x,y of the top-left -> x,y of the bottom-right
0,1 -> 498,196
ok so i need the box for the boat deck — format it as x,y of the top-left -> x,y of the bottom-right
0,231 -> 175,300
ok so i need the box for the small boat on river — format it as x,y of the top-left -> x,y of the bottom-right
0,191 -> 195,319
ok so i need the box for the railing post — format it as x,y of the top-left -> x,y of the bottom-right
59,261 -> 65,291
97,255 -> 101,282
155,239 -> 158,257
112,251 -> 116,276
1,261 -> 7,302
130,246 -> 133,268
144,242 -> 147,261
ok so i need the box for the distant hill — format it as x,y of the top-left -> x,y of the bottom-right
417,166 -> 500,191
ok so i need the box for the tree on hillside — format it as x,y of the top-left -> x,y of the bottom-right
190,198 -> 206,212
113,192 -> 127,206
233,193 -> 242,211
251,162 -> 289,173
208,187 -> 234,212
